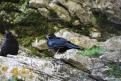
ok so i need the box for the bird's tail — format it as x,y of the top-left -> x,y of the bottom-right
66,42 -> 84,50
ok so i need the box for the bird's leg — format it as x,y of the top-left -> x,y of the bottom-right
55,48 -> 60,55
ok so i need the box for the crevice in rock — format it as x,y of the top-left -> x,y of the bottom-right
61,59 -> 107,81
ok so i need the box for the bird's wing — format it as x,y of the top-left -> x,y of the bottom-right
48,37 -> 68,48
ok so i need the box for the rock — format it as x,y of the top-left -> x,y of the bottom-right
92,36 -> 121,80
31,30 -> 121,81
0,55 -> 96,81
54,49 -> 92,73
29,0 -> 95,25
49,2 -> 71,21
18,46 -> 32,56
89,28 -> 101,38
91,0 -> 121,25
55,29 -> 97,48
89,31 -> 101,38
53,47 -> 109,81
101,36 -> 121,51
32,29 -> 98,51
38,8 -> 49,18
29,0 -> 121,28
2,32 -> 121,81
100,36 -> 121,62
32,38 -> 48,50
29,0 -> 50,8
54,35 -> 121,81
100,51 -> 121,62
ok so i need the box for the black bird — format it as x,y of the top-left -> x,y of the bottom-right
47,33 -> 83,53
0,31 -> 19,56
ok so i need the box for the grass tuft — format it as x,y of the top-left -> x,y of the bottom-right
80,46 -> 104,57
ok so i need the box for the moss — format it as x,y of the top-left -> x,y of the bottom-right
14,19 -> 61,57
80,46 -> 104,57
106,62 -> 121,78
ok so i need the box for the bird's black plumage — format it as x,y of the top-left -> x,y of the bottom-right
0,32 -> 19,56
47,33 -> 83,53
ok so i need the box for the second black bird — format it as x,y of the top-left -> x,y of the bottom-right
0,31 -> 19,57
47,33 -> 83,53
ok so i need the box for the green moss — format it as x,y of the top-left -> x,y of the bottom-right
80,46 -> 104,57
14,19 -> 61,57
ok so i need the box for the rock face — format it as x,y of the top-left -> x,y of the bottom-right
54,35 -> 121,81
2,34 -> 121,81
55,29 -> 97,48
1,0 -> 121,81
0,54 -> 96,81
100,36 -> 121,62
29,0 -> 121,26
54,49 -> 92,73
32,29 -> 121,81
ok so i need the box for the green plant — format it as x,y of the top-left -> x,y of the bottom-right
106,62 -> 121,78
80,46 -> 104,57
